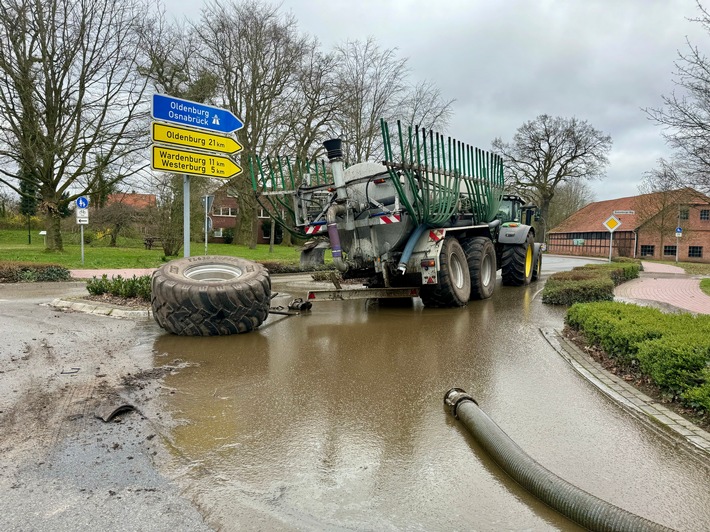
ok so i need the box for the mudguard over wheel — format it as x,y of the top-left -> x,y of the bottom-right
501,233 -> 534,286
420,237 -> 471,307
531,243 -> 543,282
151,255 -> 271,336
462,236 -> 496,300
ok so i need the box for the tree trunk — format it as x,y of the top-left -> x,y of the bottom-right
538,196 -> 552,243
269,218 -> 275,253
250,216 -> 258,249
44,211 -> 63,251
110,225 -> 120,247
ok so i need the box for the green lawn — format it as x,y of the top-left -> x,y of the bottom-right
0,229 -> 304,269
702,278 -> 710,297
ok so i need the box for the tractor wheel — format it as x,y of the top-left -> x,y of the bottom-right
531,243 -> 543,282
151,255 -> 271,336
501,233 -> 534,286
420,237 -> 471,307
461,236 -> 496,300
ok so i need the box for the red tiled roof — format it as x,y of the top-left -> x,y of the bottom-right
106,193 -> 156,209
550,189 -> 710,233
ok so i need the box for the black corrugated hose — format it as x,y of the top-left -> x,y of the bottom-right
444,388 -> 675,532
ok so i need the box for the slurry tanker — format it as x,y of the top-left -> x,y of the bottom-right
249,120 -> 541,307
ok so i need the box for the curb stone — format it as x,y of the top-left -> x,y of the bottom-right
49,298 -> 151,319
541,328 -> 710,470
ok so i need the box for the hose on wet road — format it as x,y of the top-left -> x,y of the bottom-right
444,388 -> 675,532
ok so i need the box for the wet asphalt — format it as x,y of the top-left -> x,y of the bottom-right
144,259 -> 710,531
4,257 -> 710,530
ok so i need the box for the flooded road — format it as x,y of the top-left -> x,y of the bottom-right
152,262 -> 710,531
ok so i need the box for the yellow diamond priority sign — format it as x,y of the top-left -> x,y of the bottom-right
603,215 -> 622,232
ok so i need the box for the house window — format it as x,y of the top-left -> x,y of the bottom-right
689,246 -> 703,258
640,245 -> 655,257
679,209 -> 689,220
258,208 -> 269,218
701,209 -> 710,221
217,207 -> 236,216
213,228 -> 223,238
663,245 -> 677,257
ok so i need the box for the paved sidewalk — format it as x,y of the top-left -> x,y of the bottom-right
614,261 -> 710,315
70,268 -> 156,279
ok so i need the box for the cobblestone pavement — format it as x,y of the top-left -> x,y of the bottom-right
614,261 -> 710,314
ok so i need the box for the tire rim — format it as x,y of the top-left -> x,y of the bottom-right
451,251 -> 465,288
482,253 -> 493,286
525,245 -> 533,277
184,263 -> 244,282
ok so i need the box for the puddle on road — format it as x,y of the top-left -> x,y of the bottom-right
151,280 -> 710,531
151,283 -> 584,530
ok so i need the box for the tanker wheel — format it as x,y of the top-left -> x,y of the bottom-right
420,237 -> 471,308
531,243 -> 543,282
461,236 -> 496,300
151,255 -> 271,336
501,233 -> 534,286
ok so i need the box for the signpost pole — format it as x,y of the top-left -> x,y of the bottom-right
80,225 -> 85,265
184,175 -> 190,257
609,231 -> 613,263
204,198 -> 209,256
603,214 -> 622,263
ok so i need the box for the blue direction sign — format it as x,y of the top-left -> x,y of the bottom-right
676,226 -> 683,233
152,94 -> 243,134
76,196 -> 89,209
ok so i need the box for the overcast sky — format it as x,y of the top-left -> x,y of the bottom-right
166,0 -> 709,201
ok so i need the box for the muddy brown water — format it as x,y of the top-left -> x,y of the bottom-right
151,274 -> 710,531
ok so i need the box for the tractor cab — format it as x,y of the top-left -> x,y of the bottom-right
498,195 -> 539,225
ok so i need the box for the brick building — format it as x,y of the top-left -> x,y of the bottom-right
548,188 -> 710,263
210,184 -> 277,244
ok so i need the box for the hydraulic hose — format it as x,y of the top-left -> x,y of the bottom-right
397,223 -> 427,274
444,388 -> 674,532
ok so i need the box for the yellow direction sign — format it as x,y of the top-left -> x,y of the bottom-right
151,145 -> 242,179
603,215 -> 621,232
152,122 -> 242,155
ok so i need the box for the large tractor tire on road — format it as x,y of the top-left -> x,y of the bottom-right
531,243 -> 543,282
462,236 -> 496,300
501,233 -> 534,286
151,255 -> 271,336
420,237 -> 471,308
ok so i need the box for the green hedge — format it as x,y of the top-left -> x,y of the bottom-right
566,301 -> 710,412
0,261 -> 71,283
86,274 -> 151,301
542,260 -> 640,305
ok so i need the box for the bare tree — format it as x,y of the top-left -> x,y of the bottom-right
196,0 -> 308,248
333,38 -> 409,164
635,159 -> 689,253
398,79 -> 454,133
0,0 -> 154,250
138,11 -> 219,255
546,178 -> 596,232
646,2 -> 710,193
492,114 -> 612,241
140,14 -> 218,102
282,40 -> 339,163
92,201 -> 138,247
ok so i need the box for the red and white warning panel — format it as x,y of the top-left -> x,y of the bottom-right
377,213 -> 401,224
305,223 -> 327,235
